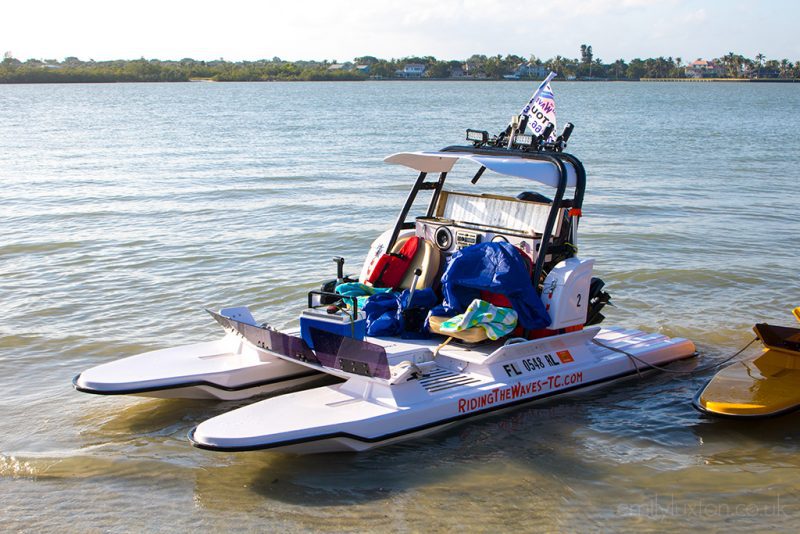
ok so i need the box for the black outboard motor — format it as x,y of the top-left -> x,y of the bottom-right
585,277 -> 612,325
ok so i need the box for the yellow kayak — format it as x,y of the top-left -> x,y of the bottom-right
693,307 -> 800,418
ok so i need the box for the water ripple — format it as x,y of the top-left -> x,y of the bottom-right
1,81 -> 799,531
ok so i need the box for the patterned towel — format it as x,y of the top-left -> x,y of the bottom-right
439,299 -> 518,340
335,282 -> 394,310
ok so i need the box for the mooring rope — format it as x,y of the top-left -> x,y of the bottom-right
590,336 -> 759,377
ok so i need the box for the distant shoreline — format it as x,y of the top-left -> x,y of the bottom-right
4,50 -> 799,85
3,77 -> 798,85
640,77 -> 798,83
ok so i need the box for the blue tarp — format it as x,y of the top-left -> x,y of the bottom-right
363,288 -> 437,337
430,242 -> 551,330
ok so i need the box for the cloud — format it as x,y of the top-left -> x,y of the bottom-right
683,8 -> 708,23
2,0 -> 799,62
560,0 -> 676,17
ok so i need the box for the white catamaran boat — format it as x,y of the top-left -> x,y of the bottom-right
186,120 -> 697,454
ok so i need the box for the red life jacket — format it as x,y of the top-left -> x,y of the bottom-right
366,236 -> 420,288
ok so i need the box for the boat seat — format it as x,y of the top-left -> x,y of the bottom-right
390,237 -> 442,291
428,315 -> 489,343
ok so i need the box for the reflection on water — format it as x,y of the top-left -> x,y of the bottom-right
1,81 -> 800,530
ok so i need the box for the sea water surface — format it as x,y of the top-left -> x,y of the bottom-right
1,81 -> 799,532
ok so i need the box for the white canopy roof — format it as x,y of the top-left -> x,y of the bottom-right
384,151 -> 577,188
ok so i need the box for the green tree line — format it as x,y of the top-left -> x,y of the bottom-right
2,48 -> 798,83
0,56 -> 365,83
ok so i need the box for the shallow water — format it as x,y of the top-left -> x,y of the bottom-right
1,80 -> 799,531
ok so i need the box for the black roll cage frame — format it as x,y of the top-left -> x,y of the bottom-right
384,146 -> 587,295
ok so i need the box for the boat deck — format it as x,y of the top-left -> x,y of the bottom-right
366,334 -> 502,364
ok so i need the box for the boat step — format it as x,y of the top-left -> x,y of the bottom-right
419,369 -> 482,393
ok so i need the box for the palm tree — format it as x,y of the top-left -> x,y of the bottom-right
547,55 -> 565,75
593,58 -> 604,78
780,59 -> 791,79
528,54 -> 543,66
765,59 -> 779,77
673,57 -> 683,78
612,59 -> 626,80
755,53 -> 765,78
720,52 -> 738,78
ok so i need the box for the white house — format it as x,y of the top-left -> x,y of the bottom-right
508,62 -> 548,79
395,63 -> 426,78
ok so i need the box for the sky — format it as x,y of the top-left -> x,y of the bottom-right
3,0 -> 799,63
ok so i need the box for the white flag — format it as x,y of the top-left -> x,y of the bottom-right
520,72 -> 557,141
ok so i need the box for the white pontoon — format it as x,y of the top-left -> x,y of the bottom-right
73,307 -> 320,400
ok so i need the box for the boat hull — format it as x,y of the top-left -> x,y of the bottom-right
190,327 -> 696,453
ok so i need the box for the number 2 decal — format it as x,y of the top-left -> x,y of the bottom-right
576,294 -> 582,307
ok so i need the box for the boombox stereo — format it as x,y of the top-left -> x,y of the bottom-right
414,217 -> 538,263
